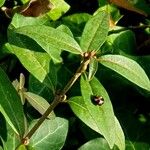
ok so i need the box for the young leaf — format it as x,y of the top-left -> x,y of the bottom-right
80,11 -> 109,52
78,138 -> 111,150
69,76 -> 116,148
28,117 -> 68,150
99,55 -> 150,91
24,92 -> 55,119
0,67 -> 25,137
88,58 -> 98,80
14,25 -> 82,54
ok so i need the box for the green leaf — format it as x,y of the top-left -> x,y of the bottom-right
88,58 -> 98,80
0,0 -> 5,7
6,42 -> 56,92
29,117 -> 68,150
69,76 -> 115,148
24,92 -> 55,119
57,24 -> 73,37
126,141 -> 150,150
14,25 -> 82,54
80,11 -> 109,52
114,117 -> 125,150
78,138 -> 111,150
99,55 -> 150,91
0,67 -> 25,137
47,0 -> 70,20
10,13 -> 50,29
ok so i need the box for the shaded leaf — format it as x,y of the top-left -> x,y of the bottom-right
99,55 -> 150,91
14,25 -> 82,54
126,140 -> 150,150
29,117 -> 68,150
69,76 -> 115,148
78,138 -> 111,150
24,92 -> 55,119
80,11 -> 109,52
0,67 -> 25,137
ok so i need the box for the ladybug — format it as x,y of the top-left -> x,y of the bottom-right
91,95 -> 104,106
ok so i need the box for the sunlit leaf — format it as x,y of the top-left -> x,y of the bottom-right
80,11 -> 109,52
99,55 -> 150,91
69,76 -> 116,148
14,25 -> 82,54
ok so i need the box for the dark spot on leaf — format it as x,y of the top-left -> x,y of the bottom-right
91,95 -> 104,106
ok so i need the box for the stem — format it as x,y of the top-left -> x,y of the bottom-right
22,53 -> 93,143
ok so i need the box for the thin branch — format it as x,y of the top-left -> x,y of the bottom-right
22,51 -> 96,144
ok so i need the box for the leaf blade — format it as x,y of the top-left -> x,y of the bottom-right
0,67 -> 25,136
80,11 -> 109,52
29,117 -> 68,150
15,25 -> 82,54
99,55 -> 150,91
69,76 -> 116,148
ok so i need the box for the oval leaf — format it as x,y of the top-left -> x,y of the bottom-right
0,67 -> 25,136
14,25 -> 82,54
69,76 -> 116,148
29,117 -> 68,150
99,55 -> 150,91
80,11 -> 109,52
24,92 -> 55,119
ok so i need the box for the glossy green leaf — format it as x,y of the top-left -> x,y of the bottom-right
99,55 -> 150,91
0,67 -> 25,137
0,0 -> 5,7
24,92 -> 55,119
14,25 -> 82,54
69,76 -> 115,148
114,117 -> 125,150
29,117 -> 68,150
47,0 -> 70,20
80,11 -> 109,52
78,138 -> 111,150
88,58 -> 98,80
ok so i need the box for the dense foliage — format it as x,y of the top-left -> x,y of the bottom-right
0,0 -> 150,149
